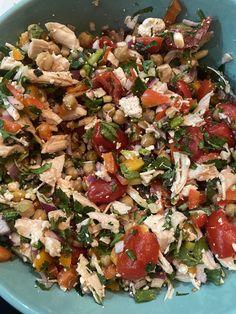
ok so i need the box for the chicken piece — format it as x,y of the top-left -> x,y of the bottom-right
26,69 -> 78,87
41,135 -> 68,154
17,114 -> 43,145
171,152 -> 191,195
27,39 -> 60,60
188,164 -> 219,181
60,106 -> 87,121
45,22 -> 80,50
41,108 -> 62,125
40,154 -> 65,187
73,192 -> 100,212
36,52 -> 70,72
219,167 -> 236,199
0,57 -> 22,70
0,138 -> 24,158
87,212 -> 119,234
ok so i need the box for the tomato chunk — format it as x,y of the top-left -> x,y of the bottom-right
176,80 -> 192,98
205,122 -> 235,147
191,213 -> 208,229
136,36 -> 163,54
93,71 -> 124,104
163,0 -> 182,26
87,176 -> 127,204
99,36 -> 116,48
183,127 -> 204,161
217,102 -> 236,123
188,189 -> 201,210
117,226 -> 159,281
196,79 -> 214,101
206,210 -> 236,258
92,122 -> 128,154
141,89 -> 169,108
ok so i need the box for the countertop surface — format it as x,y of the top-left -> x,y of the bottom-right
0,2 -> 21,312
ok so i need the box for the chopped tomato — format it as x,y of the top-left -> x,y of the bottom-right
3,119 -> 21,133
141,89 -> 169,108
102,152 -> 119,174
176,80 -> 192,98
196,79 -> 214,101
226,189 -> 236,201
100,47 -> 112,65
57,267 -> 78,291
71,247 -> 87,265
92,122 -> 128,154
93,71 -> 124,104
104,264 -> 117,280
188,189 -> 201,210
155,106 -> 168,121
217,102 -> 236,122
99,36 -> 116,48
206,210 -> 236,258
184,127 -> 204,161
191,213 -> 208,228
117,226 -> 159,281
196,152 -> 220,163
205,122 -> 235,147
87,176 -> 127,204
136,36 -> 163,54
163,0 -> 182,26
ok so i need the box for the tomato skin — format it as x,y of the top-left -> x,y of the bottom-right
117,226 -> 159,281
99,36 -> 116,48
184,127 -> 204,161
196,79 -> 214,101
87,176 -> 127,204
92,122 -> 128,154
217,102 -> 236,122
205,122 -> 235,147
191,213 -> 208,228
136,36 -> 163,53
206,210 -> 236,258
176,80 -> 192,98
93,71 -> 124,104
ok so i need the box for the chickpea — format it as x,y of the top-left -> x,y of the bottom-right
33,209 -> 47,220
86,150 -> 97,161
120,195 -> 134,207
78,142 -> 86,155
83,161 -> 95,175
72,178 -> 83,192
78,32 -> 94,48
16,200 -> 35,218
225,203 -> 236,217
36,52 -> 54,71
65,166 -> 78,179
12,190 -> 26,202
63,94 -> 78,110
114,46 -> 130,62
102,103 -> 115,118
113,109 -> 126,125
141,134 -> 156,147
151,54 -> 163,66
64,159 -> 74,169
103,95 -> 112,103
60,46 -> 70,57
142,109 -> 155,123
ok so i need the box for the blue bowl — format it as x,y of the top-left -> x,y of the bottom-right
0,1 -> 236,313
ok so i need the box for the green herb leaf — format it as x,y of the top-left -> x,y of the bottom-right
100,121 -> 119,142
142,60 -> 155,73
197,8 -> 206,21
162,168 -> 176,188
206,178 -> 219,201
0,119 -> 14,139
205,269 -> 223,286
35,280 -> 53,291
145,262 -> 156,272
204,133 -> 227,150
77,225 -> 93,245
2,210 -> 20,222
55,188 -> 71,214
31,163 -> 52,174
28,24 -> 45,39
0,46 -> 10,56
83,95 -> 103,113
132,77 -> 147,97
110,233 -> 124,247
145,157 -> 172,171
134,289 -> 159,303
132,6 -> 153,17
206,159 -> 227,171
176,292 -> 190,296
126,249 -> 136,261
120,61 -> 138,74
69,51 -> 87,69
29,106 -> 42,115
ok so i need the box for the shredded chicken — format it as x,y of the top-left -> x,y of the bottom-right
17,114 -> 43,145
171,152 -> 191,195
27,39 -> 60,60
218,167 -> 236,199
0,137 -> 24,157
73,192 -> 100,212
40,154 -> 65,187
60,105 -> 87,121
41,109 -> 62,125
87,212 -> 119,234
188,164 -> 219,181
0,57 -> 22,70
41,135 -> 68,154
26,69 -> 78,86
45,22 -> 80,50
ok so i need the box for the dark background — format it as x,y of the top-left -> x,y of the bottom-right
0,297 -> 20,313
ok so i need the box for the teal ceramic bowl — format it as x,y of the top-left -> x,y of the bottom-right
0,1 -> 236,313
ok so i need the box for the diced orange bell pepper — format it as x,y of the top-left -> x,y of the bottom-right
102,152 -> 118,174
226,189 -> 236,201
188,189 -> 201,209
33,250 -> 53,272
12,47 -> 24,61
141,89 -> 170,108
59,254 -> 72,268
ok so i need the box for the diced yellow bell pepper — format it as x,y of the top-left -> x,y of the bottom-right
188,266 -> 197,275
19,31 -> 29,47
59,254 -> 72,268
122,157 -> 144,171
12,47 -> 24,61
33,250 -> 53,272
106,281 -> 120,291
110,248 -> 117,265
128,178 -> 142,186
